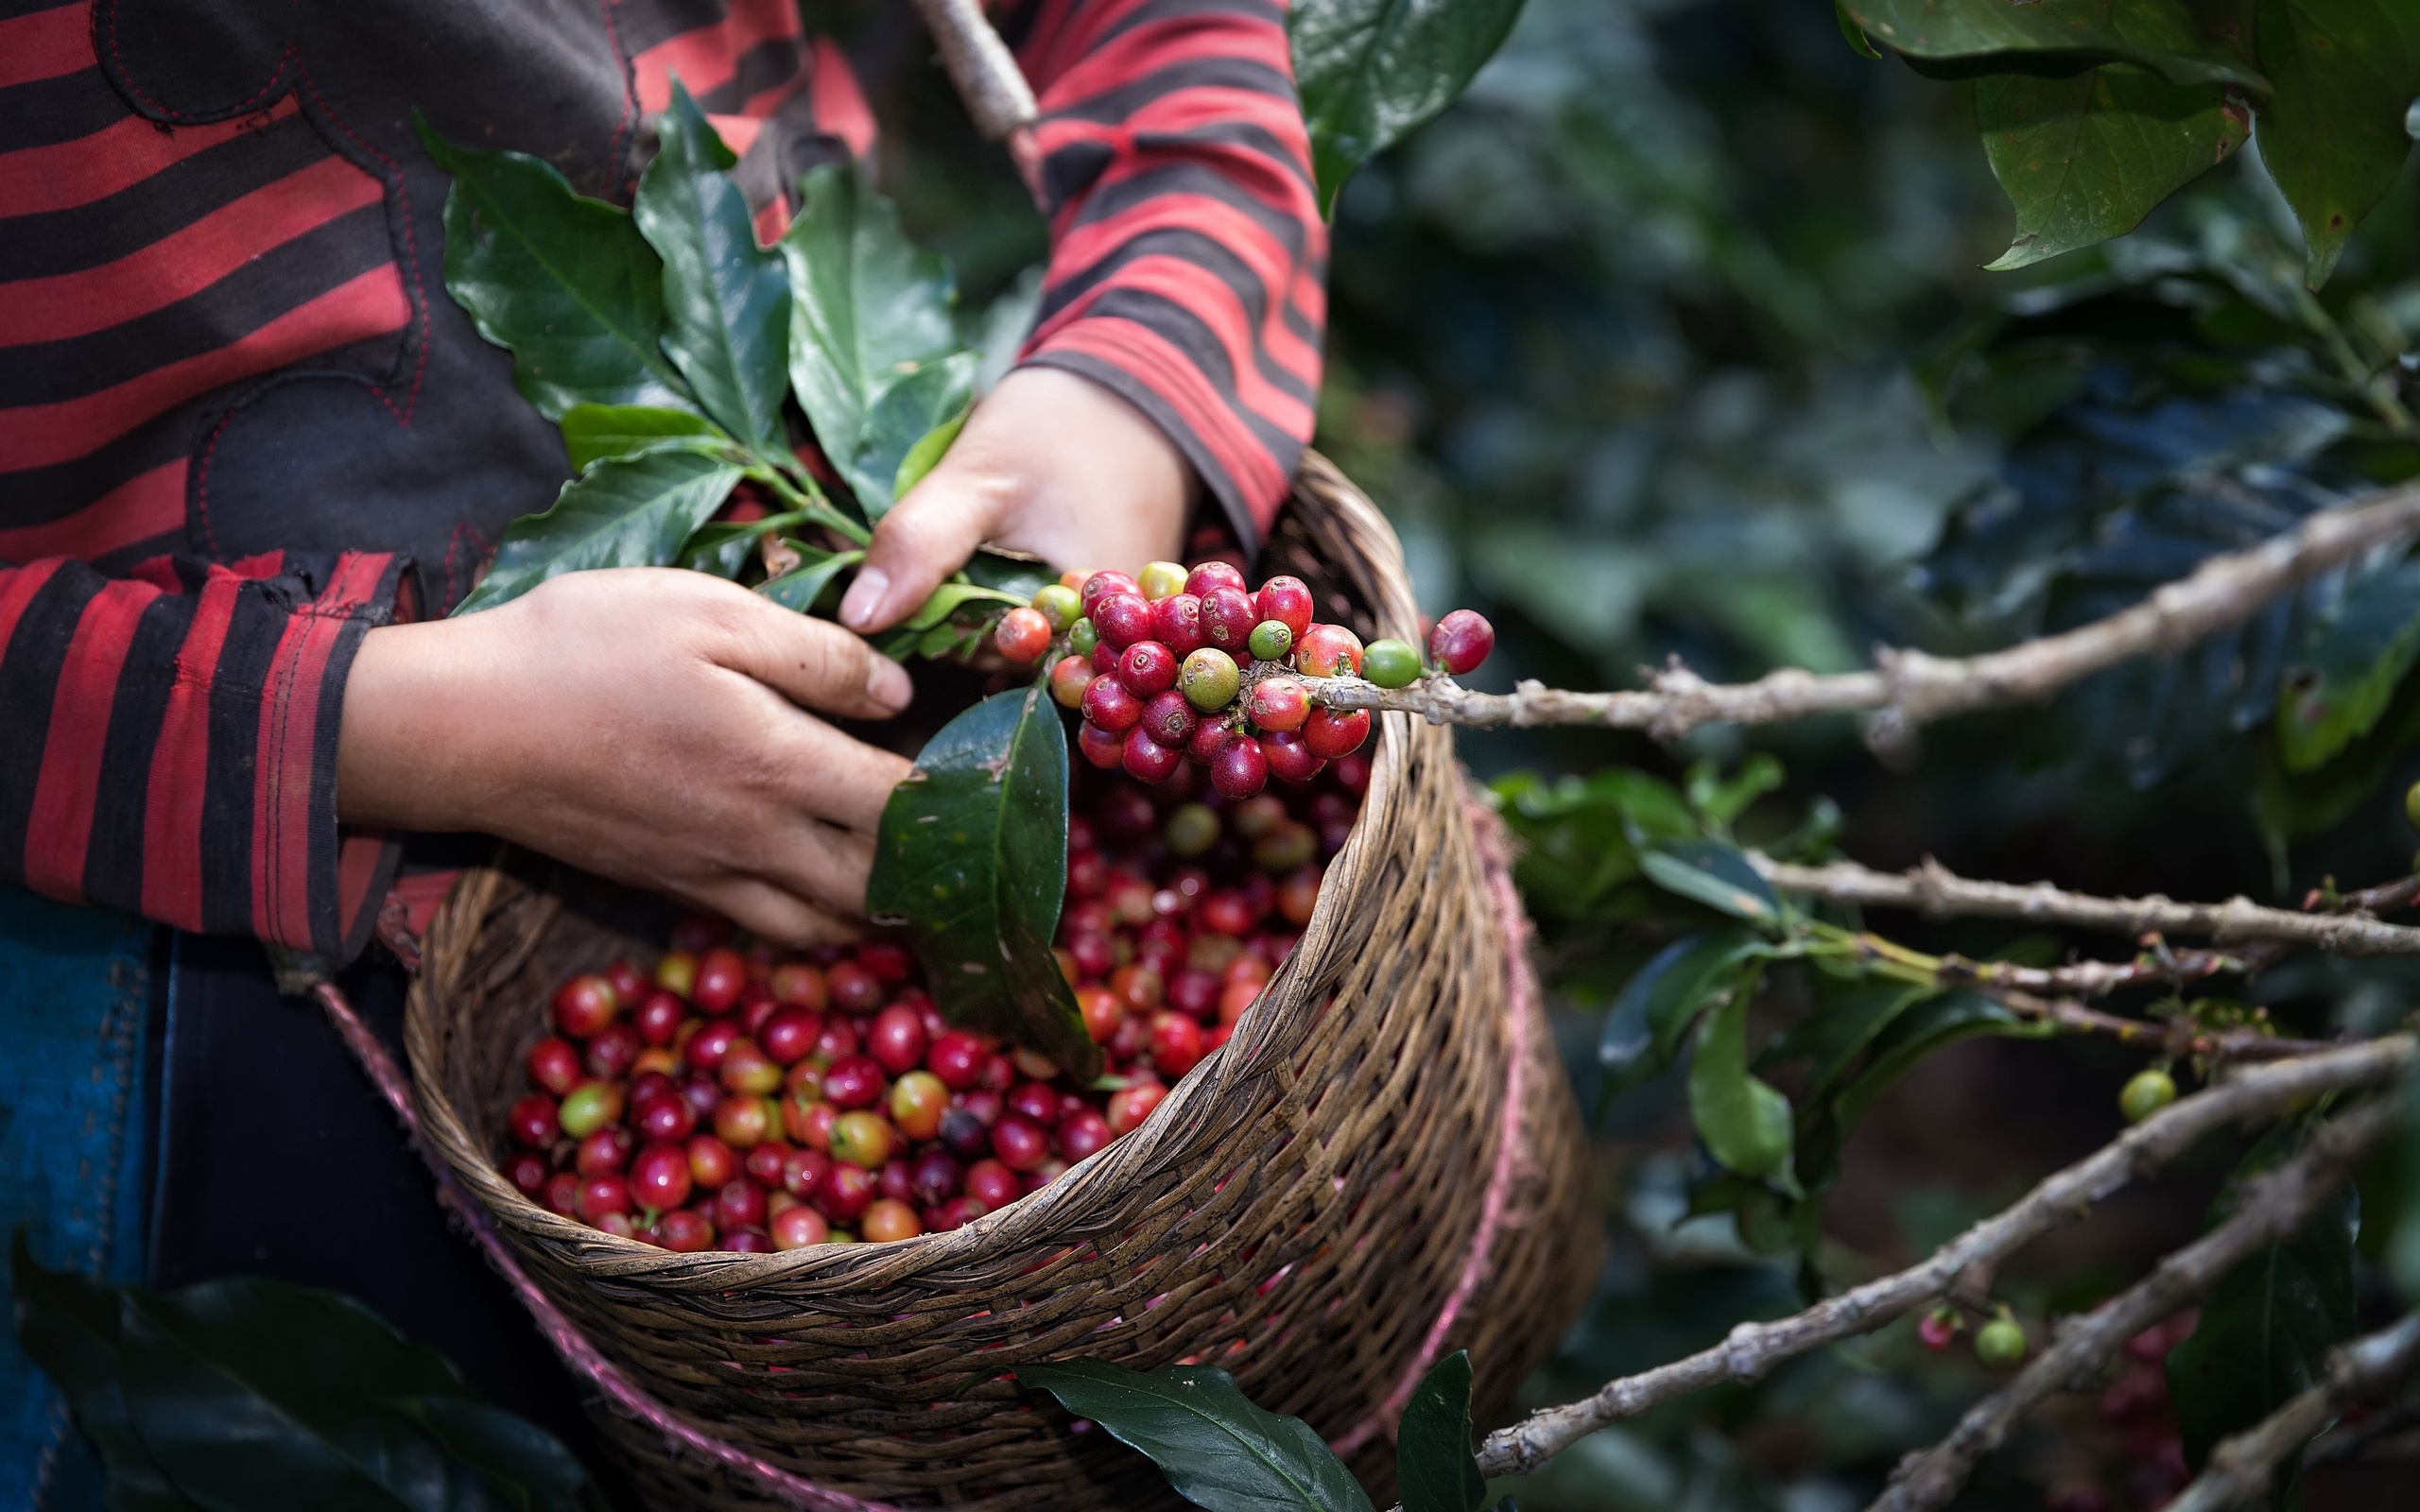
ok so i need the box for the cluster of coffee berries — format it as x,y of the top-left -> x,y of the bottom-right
501,764 -> 1362,1252
1915,1303 -> 2028,1370
992,561 -> 1492,799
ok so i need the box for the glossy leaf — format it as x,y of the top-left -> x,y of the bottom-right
1841,0 -> 2266,89
1978,0 -> 2250,271
1759,979 -> 1940,1106
867,683 -> 1098,1078
781,163 -> 967,513
2169,1127 -> 2360,1506
1016,1359 -> 1375,1512
1290,0 -> 1530,213
892,402 -> 972,501
899,579 -> 1028,633
1600,931 -> 1777,1094
1395,1351 -> 1484,1512
854,352 -> 979,515
2275,558 -> 2420,770
454,450 -> 743,614
1638,842 -> 1783,925
961,549 -> 1060,603
755,546 -> 863,613
677,510 -> 808,578
1836,0 -> 1884,59
635,85 -> 791,453
1688,969 -> 1799,1193
2253,0 -> 2420,286
12,1237 -> 600,1511
558,404 -> 726,472
1832,991 -> 2048,1128
416,117 -> 689,421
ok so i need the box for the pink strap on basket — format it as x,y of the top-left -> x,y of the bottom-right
319,796 -> 1535,1501
1326,797 -> 1534,1459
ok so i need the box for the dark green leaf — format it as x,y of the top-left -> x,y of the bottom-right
558,404 -> 725,472
1596,931 -> 1774,1109
677,511 -> 808,579
1016,1359 -> 1375,1512
389,1399 -> 599,1510
781,163 -> 968,513
867,684 -> 1098,1078
891,402 -> 971,501
2276,559 -> 2420,770
2252,0 -> 2420,286
1978,0 -> 2251,271
1759,979 -> 1940,1106
961,549 -> 1059,603
1836,0 -> 1884,59
2169,1127 -> 2360,1507
853,353 -> 979,516
416,117 -> 689,421
1290,0 -> 1530,213
1683,754 -> 1784,832
1638,842 -> 1783,925
754,546 -> 863,612
1833,991 -> 2049,1129
1688,969 -> 1800,1194
454,450 -> 743,614
11,1235 -> 199,1511
635,85 -> 790,453
1842,0 -> 2267,90
1395,1351 -> 1484,1512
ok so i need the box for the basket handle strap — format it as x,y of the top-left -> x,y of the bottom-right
312,981 -> 901,1512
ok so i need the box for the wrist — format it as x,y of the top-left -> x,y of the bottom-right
336,620 -> 476,832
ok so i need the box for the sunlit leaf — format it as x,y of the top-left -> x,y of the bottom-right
559,404 -> 726,472
1688,969 -> 1799,1194
1638,842 -> 1783,924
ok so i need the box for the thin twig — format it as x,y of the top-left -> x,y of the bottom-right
1868,1097 -> 2403,1512
1753,854 -> 2420,957
905,0 -> 1037,138
2163,1313 -> 2420,1512
1311,480 -> 2420,743
1982,988 -> 2329,1061
1470,1039 -> 2412,1479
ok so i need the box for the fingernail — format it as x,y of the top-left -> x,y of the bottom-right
866,655 -> 912,713
840,567 -> 889,630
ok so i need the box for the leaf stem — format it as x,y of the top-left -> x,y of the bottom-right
752,464 -> 870,545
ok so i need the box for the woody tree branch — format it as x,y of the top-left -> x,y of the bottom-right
1311,478 -> 2420,744
1470,1039 -> 2413,1479
2163,1313 -> 2420,1512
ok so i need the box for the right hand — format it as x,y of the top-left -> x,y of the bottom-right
337,568 -> 916,946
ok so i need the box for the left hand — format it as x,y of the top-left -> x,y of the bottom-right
837,367 -> 1196,632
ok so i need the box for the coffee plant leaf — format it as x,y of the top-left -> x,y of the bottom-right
2275,558 -> 2420,770
1836,0 -> 1885,59
1395,1351 -> 1485,1512
1638,841 -> 1783,926
899,578 -> 1028,633
2169,1126 -> 2360,1505
677,511 -> 808,578
961,549 -> 1060,603
634,84 -> 789,455
558,404 -> 728,473
2252,0 -> 2420,287
852,352 -> 979,516
16,1241 -> 600,1512
10,1236 -> 200,1511
1689,968 -> 1800,1194
1016,1359 -> 1377,1512
755,546 -> 864,612
1832,991 -> 2049,1130
1759,979 -> 1941,1108
453,450 -> 744,614
1683,754 -> 1784,833
868,683 -> 1099,1079
1608,929 -> 1775,1080
416,116 -> 691,421
2256,657 -> 2420,851
893,401 -> 972,501
1290,0 -> 1530,214
781,163 -> 966,512
1978,49 -> 2249,270
1841,0 -> 2266,90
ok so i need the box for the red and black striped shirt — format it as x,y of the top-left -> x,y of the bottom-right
0,0 -> 1324,960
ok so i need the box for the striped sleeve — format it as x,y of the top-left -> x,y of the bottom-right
0,550 -> 406,960
1007,0 -> 1327,551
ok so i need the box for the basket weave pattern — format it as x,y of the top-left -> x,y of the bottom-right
405,458 -> 1599,1508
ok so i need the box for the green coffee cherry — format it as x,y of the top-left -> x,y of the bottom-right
1362,638 -> 1423,688
1974,1315 -> 2027,1370
2119,1067 -> 2177,1123
1033,583 -> 1082,631
1068,617 -> 1100,658
1180,647 -> 1242,712
1247,619 -> 1294,662
1165,802 -> 1219,857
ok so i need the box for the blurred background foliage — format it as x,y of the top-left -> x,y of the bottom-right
861,1 -> 2420,1504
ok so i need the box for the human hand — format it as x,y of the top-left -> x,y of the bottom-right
337,568 -> 915,946
837,366 -> 1196,632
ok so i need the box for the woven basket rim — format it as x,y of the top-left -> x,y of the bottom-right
404,452 -> 1426,1293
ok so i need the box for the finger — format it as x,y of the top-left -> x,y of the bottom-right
838,447 -> 1016,632
753,816 -> 881,919
769,718 -> 915,834
683,876 -> 861,950
715,598 -> 912,718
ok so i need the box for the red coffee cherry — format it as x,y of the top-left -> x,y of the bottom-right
990,1113 -> 1049,1172
1122,729 -> 1183,782
821,1055 -> 888,1110
1093,593 -> 1155,650
782,1145 -> 832,1199
1260,731 -> 1326,784
552,973 -> 619,1038
993,606 -> 1052,663
760,1007 -> 820,1065
507,1152 -> 550,1198
714,1177 -> 767,1233
1049,656 -> 1094,709
1149,1011 -> 1205,1078
1081,676 -> 1143,733
925,1030 -> 987,1090
966,1159 -> 1020,1209
868,1004 -> 928,1074
656,1208 -> 714,1251
1080,570 -> 1140,610
1106,1080 -> 1168,1135
635,1092 -> 696,1143
1302,708 -> 1371,759
691,949 -> 747,1014
685,1019 -> 739,1073
771,1204 -> 830,1249
1427,609 -> 1495,676
1118,640 -> 1180,697
577,1125 -> 634,1175
743,1140 -> 790,1190
1200,587 -> 1256,654
713,1094 -> 775,1148
1294,625 -> 1363,679
686,1134 -> 739,1189
633,989 -> 686,1047
1152,593 -> 1205,656
509,1094 -> 558,1148
1184,561 -> 1248,598
578,1174 -> 631,1221
1141,689 -> 1198,747
1057,1108 -> 1115,1162
721,1227 -> 771,1252
1253,576 -> 1314,640
1188,718 -> 1239,765
630,1143 -> 694,1211
1211,737 -> 1269,799
527,1037 -> 581,1096
544,1172 -> 583,1216
1078,722 -> 1127,770
1243,677 -> 1309,732
815,1162 -> 876,1222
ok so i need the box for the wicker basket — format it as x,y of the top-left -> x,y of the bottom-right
404,455 -> 1599,1509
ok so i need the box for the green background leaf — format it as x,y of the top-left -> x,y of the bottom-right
417,118 -> 690,421
1290,0 -> 1531,213
453,450 -> 742,614
866,684 -> 1098,1078
2275,558 -> 2420,770
1017,1359 -> 1375,1512
1687,973 -> 1799,1192
1395,1351 -> 1485,1512
558,404 -> 725,472
1637,842 -> 1782,924
635,85 -> 791,453
2252,0 -> 2420,285
1843,0 -> 2267,88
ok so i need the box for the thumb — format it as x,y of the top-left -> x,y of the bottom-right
837,453 -> 1017,632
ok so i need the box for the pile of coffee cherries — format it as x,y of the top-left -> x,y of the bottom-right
991,561 -> 1494,798
500,759 -> 1365,1252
